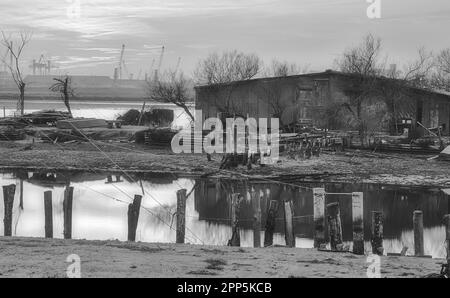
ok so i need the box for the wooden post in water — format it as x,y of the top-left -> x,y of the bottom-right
352,192 -> 364,255
44,191 -> 53,238
313,188 -> 326,248
2,184 -> 16,236
327,202 -> 343,251
229,193 -> 243,246
264,200 -> 279,247
252,187 -> 261,248
283,200 -> 295,248
444,215 -> 450,267
413,210 -> 424,256
371,211 -> 384,255
176,189 -> 187,244
127,195 -> 142,242
63,186 -> 74,239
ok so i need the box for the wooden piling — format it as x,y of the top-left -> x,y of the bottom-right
371,211 -> 384,255
444,215 -> 449,266
413,210 -> 424,256
176,189 -> 187,244
327,202 -> 343,251
2,184 -> 16,236
44,191 -> 53,238
352,192 -> 364,255
229,193 -> 243,246
63,186 -> 74,239
127,194 -> 142,242
264,200 -> 279,247
283,200 -> 295,248
313,188 -> 326,248
252,187 -> 261,248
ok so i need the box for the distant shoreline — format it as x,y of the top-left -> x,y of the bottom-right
0,94 -> 194,104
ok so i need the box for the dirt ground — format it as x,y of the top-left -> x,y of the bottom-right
0,140 -> 449,187
0,237 -> 445,278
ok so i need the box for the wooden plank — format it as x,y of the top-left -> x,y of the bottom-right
371,211 -> 384,255
2,184 -> 16,236
176,189 -> 187,244
127,195 -> 142,242
264,200 -> 279,247
63,186 -> 74,239
327,202 -> 343,251
413,211 -> 424,256
252,187 -> 262,248
313,188 -> 326,248
44,191 -> 53,238
229,193 -> 243,247
284,200 -> 295,248
352,192 -> 364,255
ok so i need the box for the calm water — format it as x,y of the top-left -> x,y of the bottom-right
0,171 -> 448,258
0,99 -> 191,129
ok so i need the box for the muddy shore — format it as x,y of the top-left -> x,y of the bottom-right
0,141 -> 449,187
0,237 -> 444,278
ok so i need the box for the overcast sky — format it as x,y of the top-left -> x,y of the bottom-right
0,0 -> 449,78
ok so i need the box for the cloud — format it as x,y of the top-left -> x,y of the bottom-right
0,0 -> 449,76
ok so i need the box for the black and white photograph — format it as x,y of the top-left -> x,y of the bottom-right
0,0 -> 449,283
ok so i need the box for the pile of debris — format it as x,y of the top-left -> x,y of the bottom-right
0,126 -> 25,141
21,110 -> 72,126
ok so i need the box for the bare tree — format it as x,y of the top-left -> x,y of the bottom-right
263,59 -> 309,77
49,75 -> 75,117
400,47 -> 435,89
432,49 -> 450,91
148,71 -> 194,122
194,50 -> 262,118
0,31 -> 32,116
194,50 -> 261,85
336,33 -> 384,143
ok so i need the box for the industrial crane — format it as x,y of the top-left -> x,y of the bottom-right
153,46 -> 165,82
29,54 -> 55,75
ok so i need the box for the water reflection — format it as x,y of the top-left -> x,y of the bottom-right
0,171 -> 448,258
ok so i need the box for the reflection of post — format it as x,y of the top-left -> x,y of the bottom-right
229,193 -> 242,247
327,202 -> 343,251
252,187 -> 261,248
413,211 -> 424,257
313,188 -> 326,248
371,211 -> 384,255
264,200 -> 279,247
284,200 -> 295,248
63,186 -> 74,239
127,195 -> 142,242
19,180 -> 24,210
176,189 -> 187,244
2,184 -> 16,237
44,191 -> 53,238
444,215 -> 449,267
352,192 -> 364,255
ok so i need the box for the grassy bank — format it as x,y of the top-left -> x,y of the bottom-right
0,141 -> 449,187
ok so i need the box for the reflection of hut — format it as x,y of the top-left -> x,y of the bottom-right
27,171 -> 107,188
194,179 -> 449,242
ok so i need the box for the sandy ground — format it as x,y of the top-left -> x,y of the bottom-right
0,141 -> 449,187
0,237 -> 445,278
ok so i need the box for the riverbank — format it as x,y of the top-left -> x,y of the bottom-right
0,141 -> 449,187
0,237 -> 444,278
